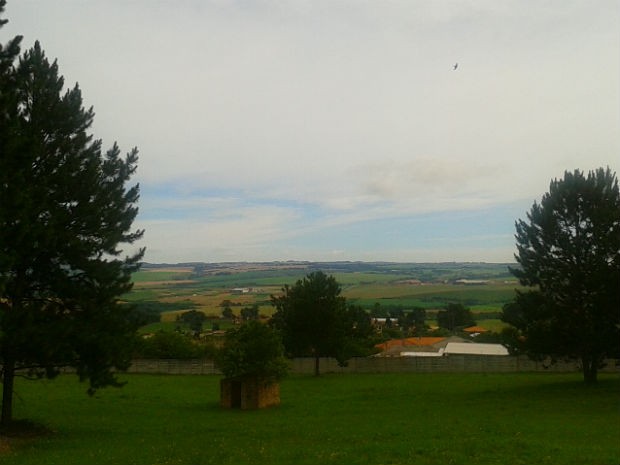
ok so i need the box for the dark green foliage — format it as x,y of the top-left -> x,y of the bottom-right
135,331 -> 211,360
270,271 -> 350,375
409,307 -> 427,335
126,303 -> 162,327
221,308 -> 234,319
216,321 -> 288,381
503,168 -> 620,383
436,303 -> 475,332
395,307 -> 427,335
0,13 -> 144,427
178,310 -> 207,336
341,304 -> 379,357
240,304 -> 259,321
370,302 -> 387,318
221,308 -> 234,320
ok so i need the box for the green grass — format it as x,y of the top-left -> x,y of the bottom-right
343,283 -> 521,312
130,270 -> 193,283
4,373 -> 619,465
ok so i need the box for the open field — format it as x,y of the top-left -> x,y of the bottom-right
128,262 -> 522,330
3,373 -> 619,465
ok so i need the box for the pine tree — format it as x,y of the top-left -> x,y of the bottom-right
0,10 -> 144,427
502,168 -> 620,383
270,271 -> 349,376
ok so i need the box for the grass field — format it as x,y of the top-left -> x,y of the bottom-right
3,373 -> 619,465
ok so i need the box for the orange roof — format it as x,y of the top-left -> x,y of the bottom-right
463,326 -> 488,333
375,337 -> 446,351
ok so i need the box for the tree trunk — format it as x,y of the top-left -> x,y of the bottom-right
314,356 -> 320,377
1,358 -> 15,429
582,356 -> 598,384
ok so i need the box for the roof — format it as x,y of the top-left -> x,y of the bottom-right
375,337 -> 446,351
444,342 -> 509,356
463,325 -> 488,333
401,350 -> 444,357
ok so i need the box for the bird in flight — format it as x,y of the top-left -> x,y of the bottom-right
453,63 -> 458,70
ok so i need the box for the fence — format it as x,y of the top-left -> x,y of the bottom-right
127,359 -> 220,375
127,356 -> 619,375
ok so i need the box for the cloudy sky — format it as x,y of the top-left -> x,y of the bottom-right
4,1 -> 619,263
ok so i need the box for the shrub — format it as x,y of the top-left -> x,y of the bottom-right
135,331 -> 212,359
216,321 -> 288,381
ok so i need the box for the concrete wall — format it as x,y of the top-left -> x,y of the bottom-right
127,359 -> 220,375
289,356 -> 619,374
127,356 -> 619,375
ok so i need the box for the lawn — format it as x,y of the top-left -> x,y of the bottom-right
2,372 -> 619,465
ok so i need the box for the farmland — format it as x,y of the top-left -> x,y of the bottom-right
3,373 -> 619,465
128,261 -> 521,332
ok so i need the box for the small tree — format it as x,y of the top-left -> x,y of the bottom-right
135,331 -> 209,360
220,300 -> 234,320
341,304 -> 377,358
240,304 -> 259,321
270,271 -> 348,376
216,321 -> 288,381
437,303 -> 475,332
408,307 -> 427,336
370,303 -> 387,318
178,310 -> 207,337
502,168 -> 620,383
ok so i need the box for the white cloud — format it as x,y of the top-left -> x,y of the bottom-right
5,0 -> 619,263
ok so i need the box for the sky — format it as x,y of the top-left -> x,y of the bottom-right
3,1 -> 619,264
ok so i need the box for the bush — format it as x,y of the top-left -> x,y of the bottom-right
135,331 -> 213,359
216,321 -> 288,381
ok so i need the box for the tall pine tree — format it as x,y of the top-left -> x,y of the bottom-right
502,168 -> 620,383
0,6 -> 144,427
270,271 -> 349,376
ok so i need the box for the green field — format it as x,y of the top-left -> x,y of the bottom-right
129,262 -> 522,330
3,373 -> 618,465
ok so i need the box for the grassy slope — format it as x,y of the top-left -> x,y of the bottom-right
4,373 -> 619,465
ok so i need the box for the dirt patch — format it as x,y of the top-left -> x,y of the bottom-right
1,419 -> 52,438
0,419 -> 53,456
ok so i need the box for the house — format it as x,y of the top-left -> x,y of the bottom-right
463,325 -> 489,337
374,337 -> 508,357
400,349 -> 445,357
375,336 -> 471,357
463,325 -> 488,333
454,279 -> 489,285
397,336 -> 469,357
374,337 -> 447,355
230,287 -> 251,294
443,342 -> 509,356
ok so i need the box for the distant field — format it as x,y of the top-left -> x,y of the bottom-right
343,282 -> 519,307
127,263 -> 522,329
4,373 -> 619,465
130,269 -> 194,283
